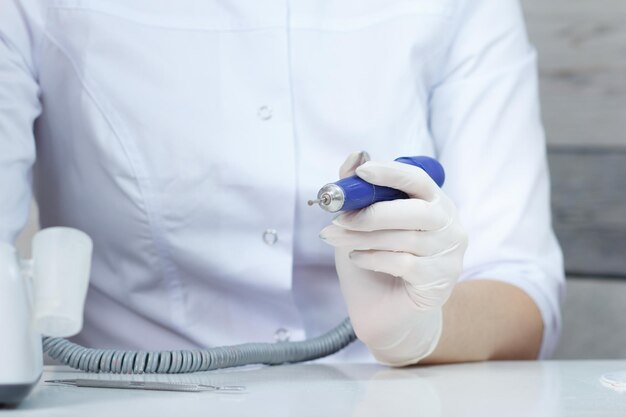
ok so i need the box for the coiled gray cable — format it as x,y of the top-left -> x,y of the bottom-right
43,318 -> 357,374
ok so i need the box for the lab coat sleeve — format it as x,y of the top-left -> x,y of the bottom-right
0,0 -> 41,244
428,0 -> 565,358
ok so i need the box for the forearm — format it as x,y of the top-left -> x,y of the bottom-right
421,280 -> 544,364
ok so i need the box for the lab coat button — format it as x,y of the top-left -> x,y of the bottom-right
263,229 -> 278,246
274,328 -> 290,342
257,106 -> 273,120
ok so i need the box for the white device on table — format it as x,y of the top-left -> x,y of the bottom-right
0,227 -> 92,406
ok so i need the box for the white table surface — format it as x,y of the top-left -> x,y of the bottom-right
5,361 -> 626,416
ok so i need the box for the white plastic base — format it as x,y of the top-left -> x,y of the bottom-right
0,243 -> 44,404
0,375 -> 41,406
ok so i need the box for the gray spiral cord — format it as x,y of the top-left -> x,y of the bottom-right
42,318 -> 357,374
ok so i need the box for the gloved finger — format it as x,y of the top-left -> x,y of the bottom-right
339,151 -> 371,179
355,160 -> 440,202
348,249 -> 459,310
319,224 -> 457,256
333,199 -> 449,231
348,249 -> 462,288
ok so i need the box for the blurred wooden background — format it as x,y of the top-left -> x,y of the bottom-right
16,0 -> 626,358
523,0 -> 626,148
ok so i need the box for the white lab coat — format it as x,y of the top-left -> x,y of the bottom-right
0,0 -> 564,361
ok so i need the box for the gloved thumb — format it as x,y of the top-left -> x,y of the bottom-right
339,151 -> 371,179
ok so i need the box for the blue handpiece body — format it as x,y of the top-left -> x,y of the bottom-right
334,156 -> 445,212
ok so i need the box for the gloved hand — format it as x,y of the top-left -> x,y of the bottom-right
320,151 -> 468,366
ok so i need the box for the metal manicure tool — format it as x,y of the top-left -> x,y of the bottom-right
45,379 -> 246,393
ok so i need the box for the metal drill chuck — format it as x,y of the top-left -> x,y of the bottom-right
307,184 -> 346,213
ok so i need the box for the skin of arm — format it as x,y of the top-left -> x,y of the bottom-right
421,280 -> 544,364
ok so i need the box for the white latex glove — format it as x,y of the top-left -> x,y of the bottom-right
320,151 -> 468,366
